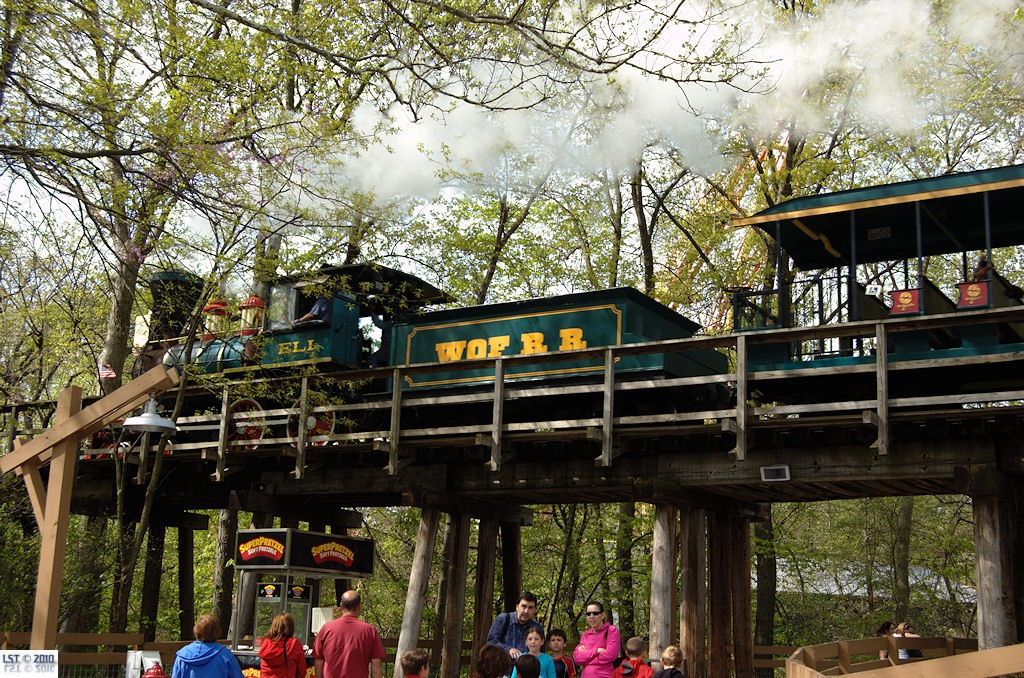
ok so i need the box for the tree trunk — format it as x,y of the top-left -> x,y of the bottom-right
98,258 -> 142,393
893,496 -> 914,621
212,509 -> 238,629
140,523 -> 166,642
752,511 -> 776,678
629,170 -> 655,295
434,514 -> 455,642
614,502 -> 635,638
59,516 -> 108,643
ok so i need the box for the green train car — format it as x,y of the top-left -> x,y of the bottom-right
390,287 -> 727,390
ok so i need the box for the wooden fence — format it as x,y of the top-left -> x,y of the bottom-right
2,633 -> 798,673
785,635 -> 1024,676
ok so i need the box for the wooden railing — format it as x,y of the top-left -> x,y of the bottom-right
3,632 -> 799,673
785,635 -> 1024,676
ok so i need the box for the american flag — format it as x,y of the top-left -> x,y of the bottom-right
99,363 -> 116,379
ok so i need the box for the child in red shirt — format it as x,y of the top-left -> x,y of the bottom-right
400,649 -> 430,678
611,638 -> 653,678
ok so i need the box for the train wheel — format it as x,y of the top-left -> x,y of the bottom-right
228,398 -> 265,449
288,399 -> 335,447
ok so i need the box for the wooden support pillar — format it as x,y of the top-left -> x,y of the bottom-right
730,514 -> 753,678
973,494 -> 1017,649
441,514 -> 472,678
680,508 -> 706,678
394,507 -> 441,678
472,518 -> 499,673
28,385 -> 82,650
179,525 -> 196,640
649,504 -> 676,669
872,322 -> 889,455
500,522 -> 523,611
707,511 -> 731,677
141,523 -> 166,643
387,368 -> 402,475
733,334 -> 748,461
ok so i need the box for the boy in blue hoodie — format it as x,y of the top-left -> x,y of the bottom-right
172,615 -> 245,678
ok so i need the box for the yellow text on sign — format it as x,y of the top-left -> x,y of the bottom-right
278,339 -> 319,356
434,328 -> 586,362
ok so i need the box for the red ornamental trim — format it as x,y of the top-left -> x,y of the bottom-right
238,536 -> 285,561
310,541 -> 355,566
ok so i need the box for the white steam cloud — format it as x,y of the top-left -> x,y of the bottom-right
297,0 -> 1024,208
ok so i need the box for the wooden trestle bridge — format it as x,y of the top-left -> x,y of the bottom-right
5,305 -> 1024,677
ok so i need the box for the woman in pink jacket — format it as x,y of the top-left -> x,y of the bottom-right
573,602 -> 620,678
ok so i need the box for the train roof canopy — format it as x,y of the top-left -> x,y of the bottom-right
275,263 -> 453,312
733,164 -> 1024,270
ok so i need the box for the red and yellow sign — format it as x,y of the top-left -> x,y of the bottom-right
957,282 -> 990,308
889,289 -> 920,315
239,536 -> 285,562
311,541 -> 355,566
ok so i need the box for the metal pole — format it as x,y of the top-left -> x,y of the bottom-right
849,211 -> 858,322
915,202 -> 923,284
984,192 -> 992,263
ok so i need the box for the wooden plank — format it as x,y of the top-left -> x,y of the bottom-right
19,453 -> 46,527
733,334 -> 747,461
680,510 -> 707,678
973,495 -> 1013,650
849,641 -> 1024,677
388,368 -> 402,475
293,377 -> 309,479
649,504 -> 675,667
874,323 -> 889,455
489,359 -> 504,472
1,365 -> 179,473
31,385 -> 82,650
730,514 -> 753,678
392,507 -> 439,678
599,348 -> 615,467
440,514 -> 471,678
214,387 -> 230,481
707,511 -> 731,676
59,652 -> 143,665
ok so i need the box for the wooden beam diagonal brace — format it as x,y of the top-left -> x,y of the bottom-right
1,365 -> 180,474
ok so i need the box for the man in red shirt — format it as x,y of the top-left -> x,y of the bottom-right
313,591 -> 386,678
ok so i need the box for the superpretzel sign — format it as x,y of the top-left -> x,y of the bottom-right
235,528 -> 374,577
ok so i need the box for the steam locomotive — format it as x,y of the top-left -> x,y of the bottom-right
130,263 -> 729,448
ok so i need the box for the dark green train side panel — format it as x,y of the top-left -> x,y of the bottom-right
391,288 -> 726,390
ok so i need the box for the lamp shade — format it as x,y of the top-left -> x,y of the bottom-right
123,396 -> 176,433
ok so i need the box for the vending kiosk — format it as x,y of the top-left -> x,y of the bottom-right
230,528 -> 375,660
